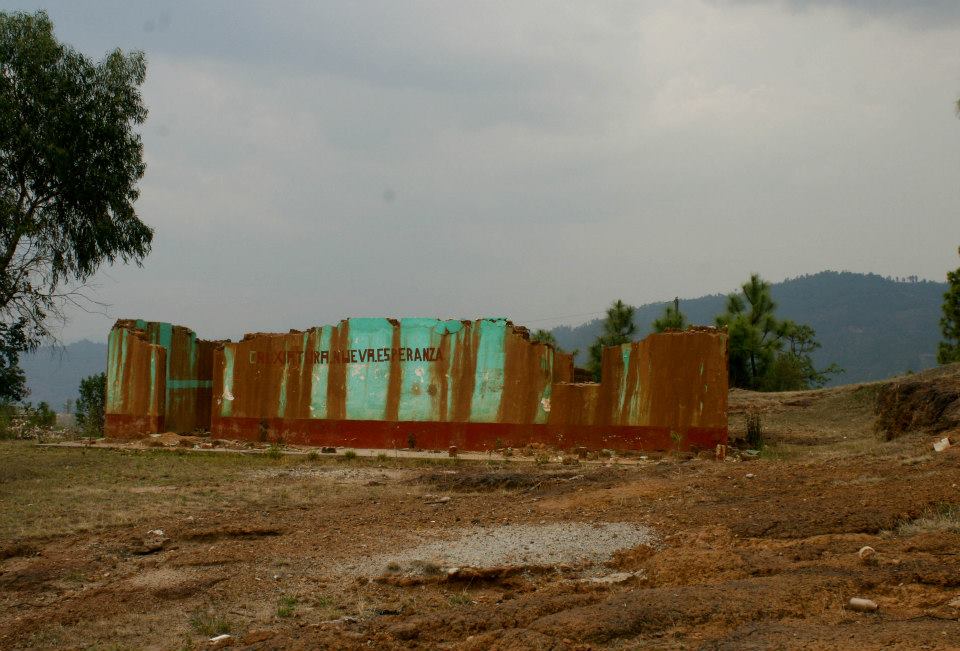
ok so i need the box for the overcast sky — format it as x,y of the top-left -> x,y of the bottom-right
5,0 -> 960,343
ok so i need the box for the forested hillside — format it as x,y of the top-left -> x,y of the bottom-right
552,271 -> 946,386
19,272 -> 949,407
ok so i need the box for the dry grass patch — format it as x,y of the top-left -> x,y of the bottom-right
0,442 -> 298,539
898,503 -> 960,535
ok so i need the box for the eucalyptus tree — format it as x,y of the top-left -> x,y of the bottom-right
1,10 -> 153,355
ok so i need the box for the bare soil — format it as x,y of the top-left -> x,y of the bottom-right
2,372 -> 960,649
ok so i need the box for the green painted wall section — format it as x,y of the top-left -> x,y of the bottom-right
220,347 -> 234,418
218,318 -> 554,424
105,326 -> 164,416
346,318 -> 395,420
309,326 -> 333,418
105,328 -> 123,413
396,318 -> 438,421
468,318 -> 507,422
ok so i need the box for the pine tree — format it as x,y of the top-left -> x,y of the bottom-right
652,297 -> 687,332
717,274 -> 840,390
938,246 -> 960,365
588,300 -> 636,381
531,329 -> 558,348
716,275 -> 784,389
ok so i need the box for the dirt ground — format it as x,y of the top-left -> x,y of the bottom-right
2,378 -> 960,650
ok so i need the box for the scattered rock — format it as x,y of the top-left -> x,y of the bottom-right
320,615 -> 358,625
209,633 -> 233,648
949,596 -> 960,609
847,597 -> 878,613
240,630 -> 274,645
934,437 -> 952,452
424,496 -> 451,505
858,546 -> 876,564
581,571 -> 640,584
745,473 -> 755,479
129,533 -> 169,555
715,444 -> 727,461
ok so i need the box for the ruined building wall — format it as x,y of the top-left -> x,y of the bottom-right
104,320 -> 218,436
105,325 -> 166,437
210,318 -> 570,447
544,329 -> 729,450
104,318 -> 727,452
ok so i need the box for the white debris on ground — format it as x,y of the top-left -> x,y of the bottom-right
368,522 -> 656,574
933,437 -> 952,452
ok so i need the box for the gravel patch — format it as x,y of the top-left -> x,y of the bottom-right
252,467 -> 410,483
369,522 -> 656,573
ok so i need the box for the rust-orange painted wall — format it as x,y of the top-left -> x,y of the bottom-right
105,318 -> 727,452
104,325 -> 166,438
104,320 -> 218,436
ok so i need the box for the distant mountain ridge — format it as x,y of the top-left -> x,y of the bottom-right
20,339 -> 108,410
552,271 -> 947,386
18,271 -> 949,407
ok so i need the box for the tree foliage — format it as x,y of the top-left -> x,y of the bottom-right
938,246 -> 960,365
717,274 -> 840,390
531,329 -> 558,348
0,318 -> 27,402
0,10 -> 152,348
75,372 -> 105,435
652,297 -> 687,333
716,274 -> 785,389
763,322 -> 842,390
588,300 -> 636,381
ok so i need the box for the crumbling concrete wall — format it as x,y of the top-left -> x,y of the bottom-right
105,320 -> 218,436
105,324 -> 166,437
542,328 -> 729,450
105,317 -> 727,452
210,318 -> 571,446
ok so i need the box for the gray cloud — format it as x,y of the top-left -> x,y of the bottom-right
725,0 -> 960,26
3,1 -> 959,343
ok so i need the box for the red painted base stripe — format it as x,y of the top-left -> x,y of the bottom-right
105,414 -> 165,439
211,416 -> 727,453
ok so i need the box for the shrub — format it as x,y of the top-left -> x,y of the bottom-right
75,373 -> 106,436
277,595 -> 297,618
0,402 -> 15,439
188,610 -> 230,636
28,401 -> 56,427
745,411 -> 764,449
